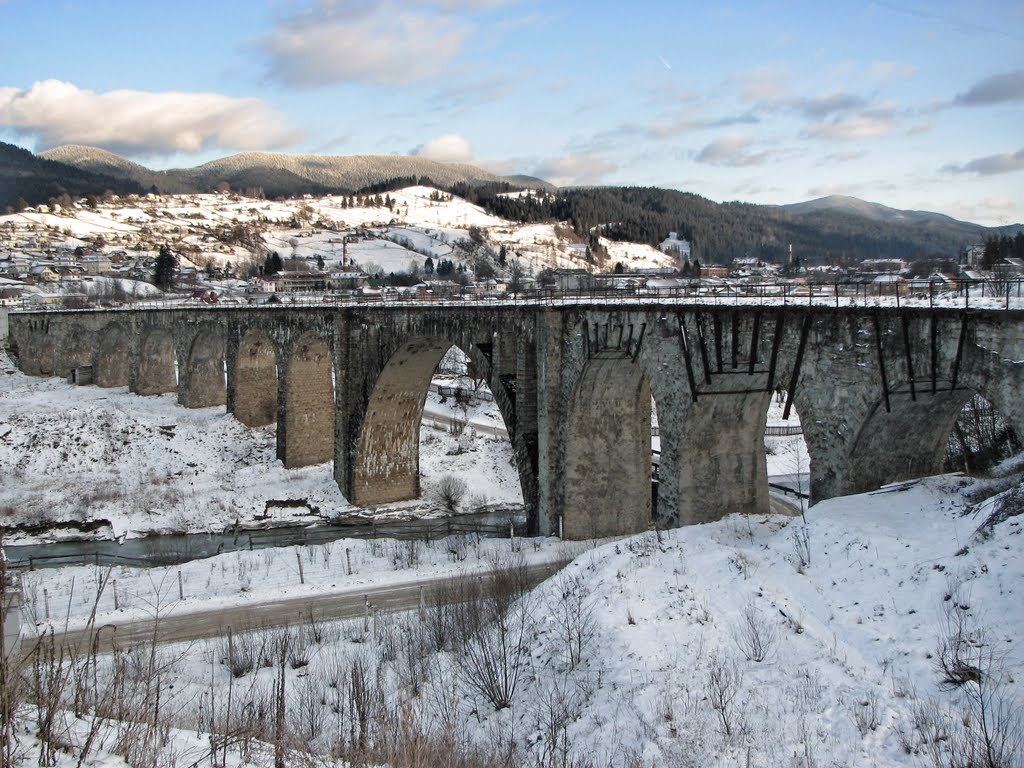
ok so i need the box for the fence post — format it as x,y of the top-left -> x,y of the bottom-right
296,550 -> 305,584
178,569 -> 184,601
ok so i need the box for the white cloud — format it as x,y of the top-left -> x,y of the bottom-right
410,134 -> 474,163
806,114 -> 894,140
694,134 -> 773,167
533,153 -> 616,187
261,1 -> 468,87
943,148 -> 1024,176
954,69 -> 1024,106
983,196 -> 1013,211
0,80 -> 301,156
807,182 -> 863,197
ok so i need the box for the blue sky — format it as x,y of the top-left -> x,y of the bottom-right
1,0 -> 1022,225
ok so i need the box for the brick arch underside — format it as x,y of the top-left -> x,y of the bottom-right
26,333 -> 55,376
137,329 -> 177,395
95,324 -> 130,387
234,330 -> 277,428
351,336 -> 518,507
845,386 -> 973,496
181,330 -> 225,408
563,358 -> 652,539
283,334 -> 334,468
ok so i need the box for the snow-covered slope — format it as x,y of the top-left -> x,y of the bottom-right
13,462 -> 1023,767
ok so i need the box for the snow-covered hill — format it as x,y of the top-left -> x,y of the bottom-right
11,457 -> 1022,767
0,186 -> 680,290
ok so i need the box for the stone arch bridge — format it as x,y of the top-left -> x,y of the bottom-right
8,304 -> 1023,539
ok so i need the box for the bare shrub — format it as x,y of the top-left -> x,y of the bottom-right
733,602 -> 778,663
222,628 -> 264,678
435,475 -> 468,514
926,593 -> 1024,768
532,676 -> 588,768
706,654 -> 743,738
455,553 -> 533,710
792,523 -> 811,572
852,690 -> 882,736
547,572 -> 596,670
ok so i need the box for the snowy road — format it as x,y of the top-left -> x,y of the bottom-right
37,559 -> 566,654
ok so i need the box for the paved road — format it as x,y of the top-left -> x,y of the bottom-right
37,560 -> 566,655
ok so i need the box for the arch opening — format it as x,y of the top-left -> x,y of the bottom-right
234,331 -> 278,428
282,333 -> 334,468
419,346 -> 522,515
181,330 -> 226,409
944,393 -> 1021,475
137,329 -> 177,396
763,390 -> 810,514
353,338 -> 524,511
563,357 -> 652,538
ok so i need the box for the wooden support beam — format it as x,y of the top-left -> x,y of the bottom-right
873,313 -> 891,413
696,313 -> 712,385
901,313 -> 916,401
951,315 -> 968,391
731,311 -> 739,369
631,323 -> 646,363
930,315 -> 938,395
783,313 -> 812,420
748,313 -> 760,376
678,315 -> 699,402
766,313 -> 784,393
714,313 -> 723,373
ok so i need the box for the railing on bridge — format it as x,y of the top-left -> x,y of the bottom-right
9,277 -> 1024,314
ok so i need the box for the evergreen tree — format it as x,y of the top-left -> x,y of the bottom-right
154,245 -> 177,290
264,252 -> 284,275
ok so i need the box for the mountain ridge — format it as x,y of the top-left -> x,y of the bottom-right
4,143 -> 1020,262
38,144 -> 555,198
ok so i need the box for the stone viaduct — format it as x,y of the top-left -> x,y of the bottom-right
7,304 -> 1024,539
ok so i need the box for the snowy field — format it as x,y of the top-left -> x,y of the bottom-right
6,463 -> 1023,766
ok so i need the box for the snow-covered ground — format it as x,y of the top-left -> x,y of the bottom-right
7,463 -> 1022,766
0,350 -> 522,541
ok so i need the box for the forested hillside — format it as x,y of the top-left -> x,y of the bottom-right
448,184 -> 1007,265
0,142 -> 143,210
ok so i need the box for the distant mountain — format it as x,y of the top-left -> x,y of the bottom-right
6,143 -> 1020,263
0,142 -> 144,210
459,185 -> 1020,265
37,145 -> 554,198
